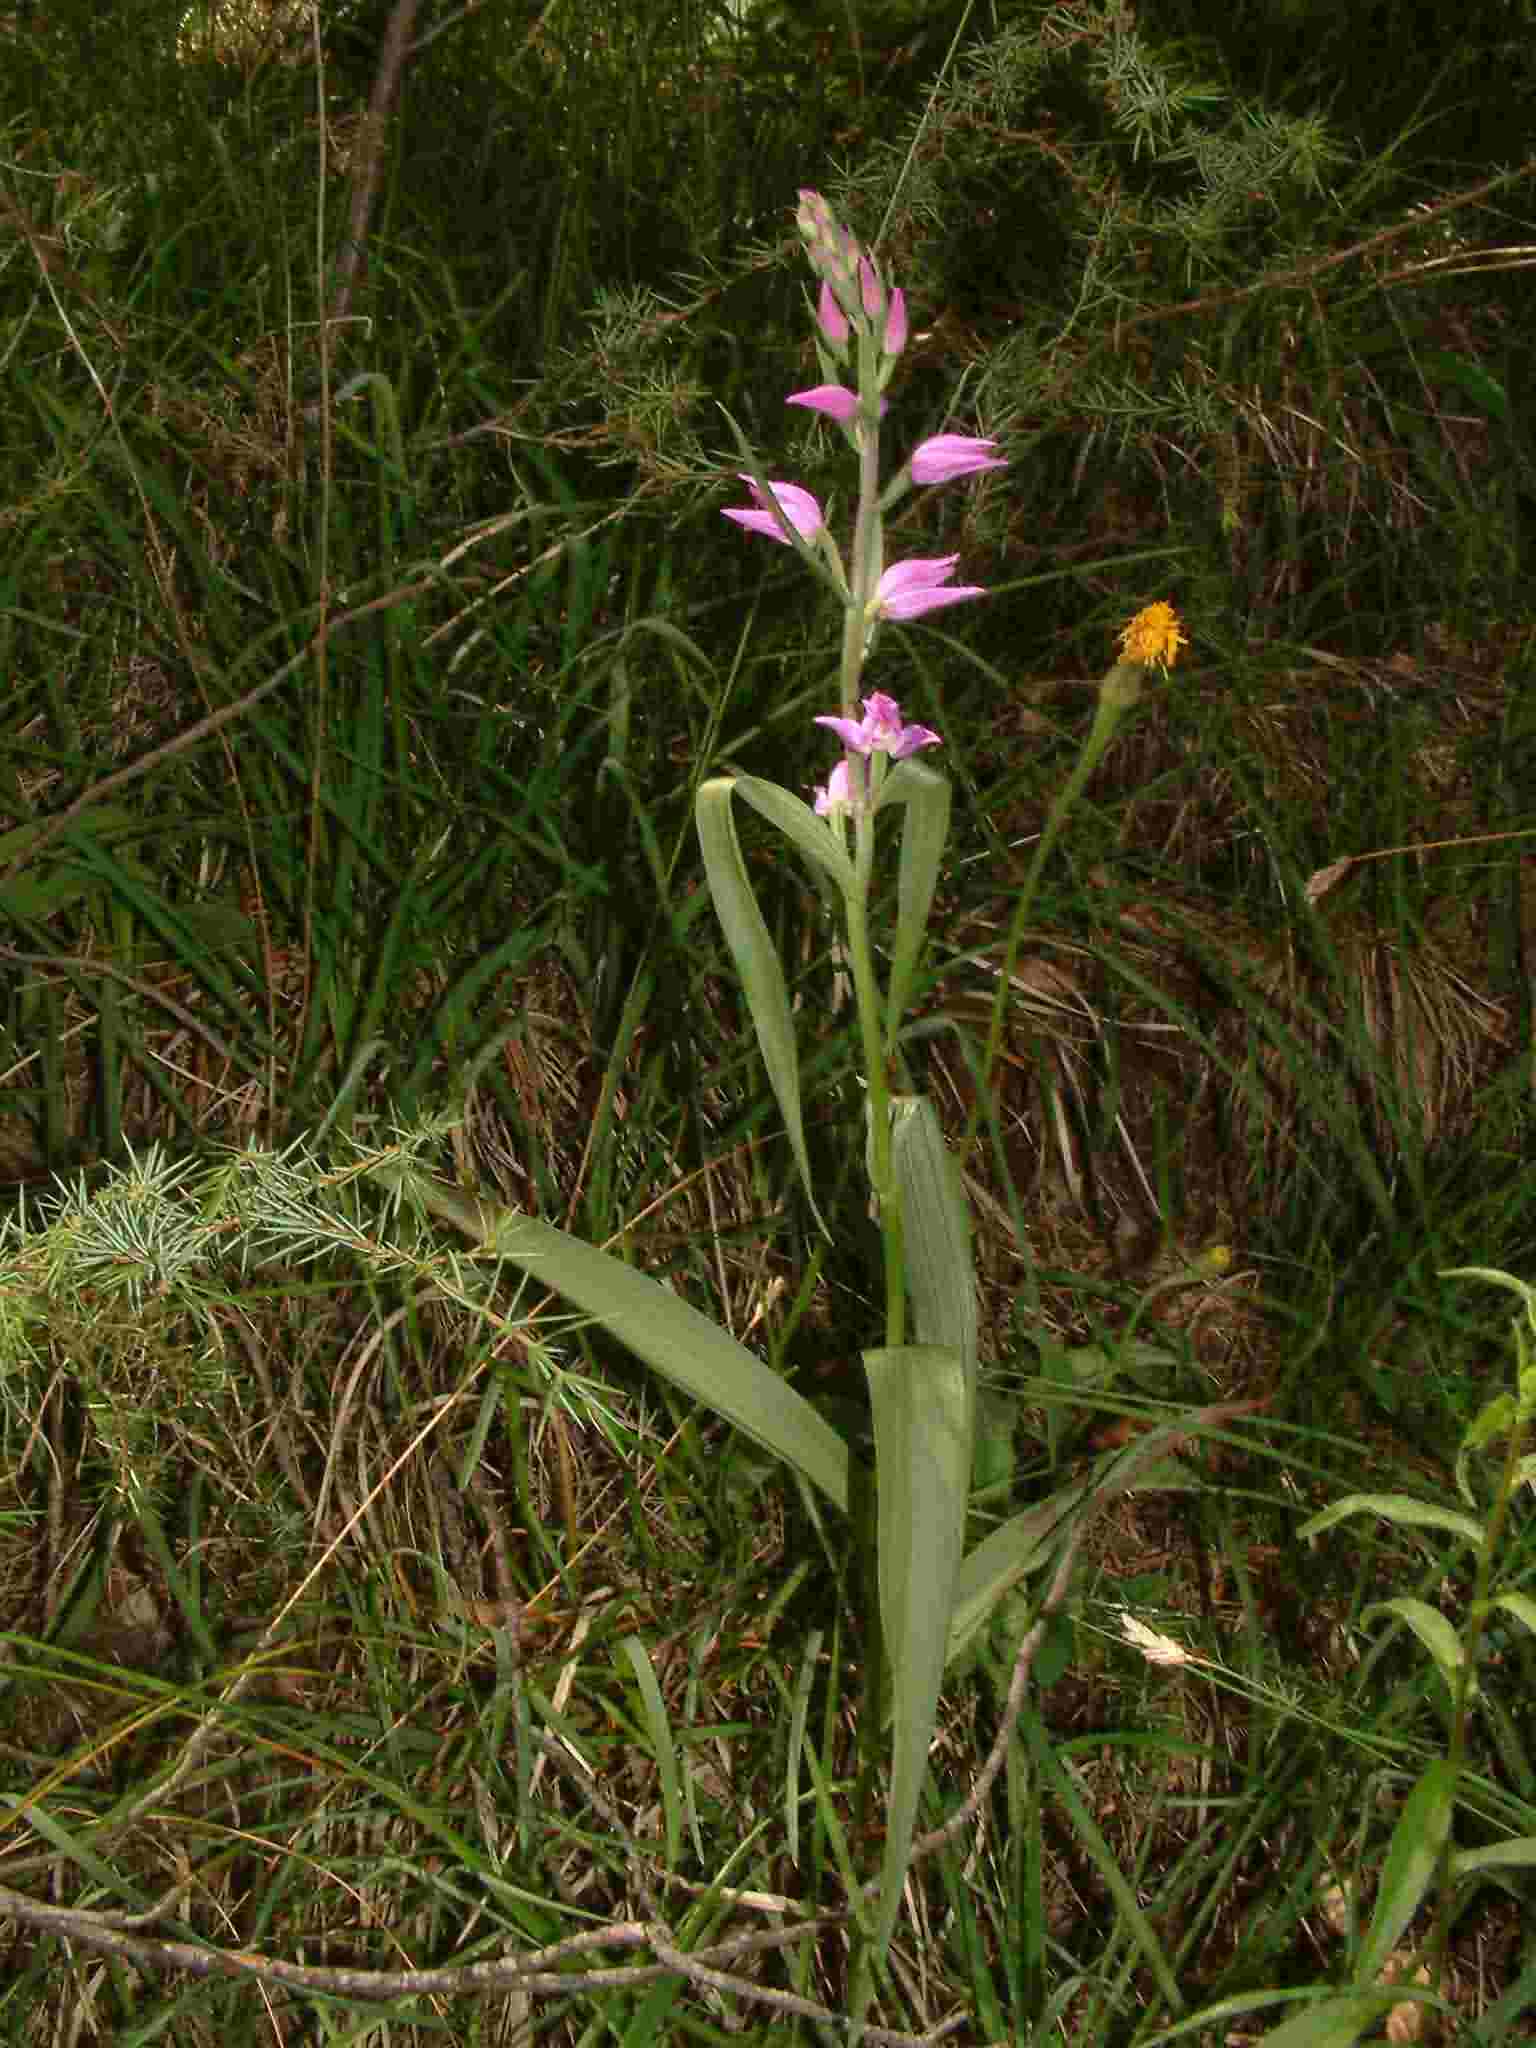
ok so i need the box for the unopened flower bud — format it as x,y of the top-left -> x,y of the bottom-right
817,280 -> 850,348
882,287 -> 908,360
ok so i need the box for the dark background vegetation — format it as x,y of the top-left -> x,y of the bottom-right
0,0 -> 1534,2038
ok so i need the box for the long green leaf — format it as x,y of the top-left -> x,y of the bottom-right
1253,1992 -> 1404,2048
0,807 -> 159,921
1298,1494 -> 1485,1548
1360,1598 -> 1467,1693
1451,1834 -> 1536,1878
1356,1758 -> 1455,1986
728,773 -> 857,896
618,1634 -> 683,1871
1487,1590 -> 1536,1643
1022,1706 -> 1184,2014
891,1093 -> 976,1395
863,1341 -> 969,1957
785,1626 -> 823,1868
391,1169 -> 849,1511
880,759 -> 950,1039
947,1483 -> 1089,1667
696,775 -> 841,1230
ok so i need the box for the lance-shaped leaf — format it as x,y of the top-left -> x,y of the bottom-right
878,760 -> 951,1039
863,1340 -> 969,1957
1298,1493 -> 1485,1549
697,776 -> 853,1231
946,1481 -> 1090,1667
1356,1758 -> 1455,1986
891,1093 -> 976,1410
727,772 -> 858,896
1361,1597 -> 1469,1696
388,1169 -> 849,1512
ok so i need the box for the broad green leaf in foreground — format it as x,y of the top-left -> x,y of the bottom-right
1355,1757 -> 1454,1985
863,1340 -> 969,1958
891,1093 -> 976,1396
385,1169 -> 849,1512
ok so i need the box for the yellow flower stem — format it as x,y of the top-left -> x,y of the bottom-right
961,661 -> 1145,1167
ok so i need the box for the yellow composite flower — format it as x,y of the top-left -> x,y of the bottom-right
1118,601 -> 1186,673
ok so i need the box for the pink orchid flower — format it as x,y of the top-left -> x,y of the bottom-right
786,385 -> 888,424
813,756 -> 856,816
721,476 -> 825,545
909,435 -> 1007,484
870,556 -> 985,621
814,691 -> 941,759
786,384 -> 860,424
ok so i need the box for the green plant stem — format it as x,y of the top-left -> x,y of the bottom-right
845,810 -> 905,1352
1424,1403 -> 1531,2032
962,659 -> 1147,1166
841,387 -> 885,719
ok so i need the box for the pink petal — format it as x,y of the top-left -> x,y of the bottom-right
722,476 -> 824,545
910,434 -> 1007,484
814,757 -> 855,815
890,721 -> 942,757
874,556 -> 985,621
813,712 -> 872,752
786,384 -> 860,424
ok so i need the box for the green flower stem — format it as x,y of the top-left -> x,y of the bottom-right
832,326 -> 903,1331
962,659 -> 1147,1164
846,806 -> 905,1350
841,378 -> 885,718
838,579 -> 868,724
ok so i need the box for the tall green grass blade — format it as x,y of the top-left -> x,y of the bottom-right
785,1626 -> 822,1868
0,1787 -> 153,1910
618,1634 -> 682,1872
132,1495 -> 219,1670
1022,1704 -> 1184,2014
